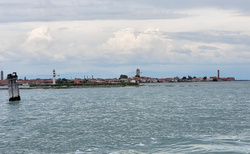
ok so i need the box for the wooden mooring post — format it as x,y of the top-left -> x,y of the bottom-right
7,72 -> 21,101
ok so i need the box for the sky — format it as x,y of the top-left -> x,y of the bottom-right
0,0 -> 250,80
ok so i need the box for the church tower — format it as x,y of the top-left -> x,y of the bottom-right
136,69 -> 140,77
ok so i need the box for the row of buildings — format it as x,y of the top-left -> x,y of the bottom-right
0,69 -> 235,86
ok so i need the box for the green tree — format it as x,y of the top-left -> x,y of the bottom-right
188,75 -> 193,80
62,78 -> 68,83
119,74 -> 128,79
56,78 -> 68,84
56,78 -> 62,84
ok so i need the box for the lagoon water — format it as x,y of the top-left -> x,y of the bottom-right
0,81 -> 250,154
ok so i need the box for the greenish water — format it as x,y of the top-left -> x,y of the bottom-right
0,81 -> 250,154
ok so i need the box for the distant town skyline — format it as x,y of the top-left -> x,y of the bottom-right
0,69 -> 235,87
0,1 -> 250,80
0,69 -> 239,81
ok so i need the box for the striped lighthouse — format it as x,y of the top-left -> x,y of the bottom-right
53,69 -> 56,85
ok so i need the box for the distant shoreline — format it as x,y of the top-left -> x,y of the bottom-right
0,82 -> 140,90
0,80 -> 249,90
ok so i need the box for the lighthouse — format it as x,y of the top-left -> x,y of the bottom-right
53,69 -> 56,85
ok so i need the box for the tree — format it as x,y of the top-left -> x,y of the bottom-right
174,76 -> 179,80
119,74 -> 128,79
188,75 -> 193,80
56,78 -> 62,84
203,76 -> 207,80
56,78 -> 68,84
182,76 -> 187,80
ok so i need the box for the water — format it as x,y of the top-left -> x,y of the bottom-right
0,81 -> 250,154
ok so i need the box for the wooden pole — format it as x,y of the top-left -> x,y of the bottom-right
7,72 -> 21,101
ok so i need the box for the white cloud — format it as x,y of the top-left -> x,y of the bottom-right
192,8 -> 250,32
26,26 -> 53,42
0,55 -> 5,61
0,9 -> 249,79
102,28 -> 172,63
100,23 -> 250,66
22,26 -> 62,60
22,27 -> 53,53
0,40 -> 10,51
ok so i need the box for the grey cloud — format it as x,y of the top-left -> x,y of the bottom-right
2,0 -> 250,22
198,46 -> 219,50
172,50 -> 192,54
145,0 -> 250,13
57,27 -> 69,31
169,31 -> 250,45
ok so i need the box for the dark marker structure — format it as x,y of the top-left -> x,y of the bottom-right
7,72 -> 21,101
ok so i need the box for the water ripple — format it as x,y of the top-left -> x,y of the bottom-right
0,82 -> 250,153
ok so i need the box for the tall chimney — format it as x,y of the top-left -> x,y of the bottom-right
217,70 -> 220,79
1,70 -> 3,80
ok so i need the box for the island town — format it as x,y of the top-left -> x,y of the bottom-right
0,69 -> 235,87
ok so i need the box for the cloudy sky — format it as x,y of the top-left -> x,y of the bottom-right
0,0 -> 250,79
